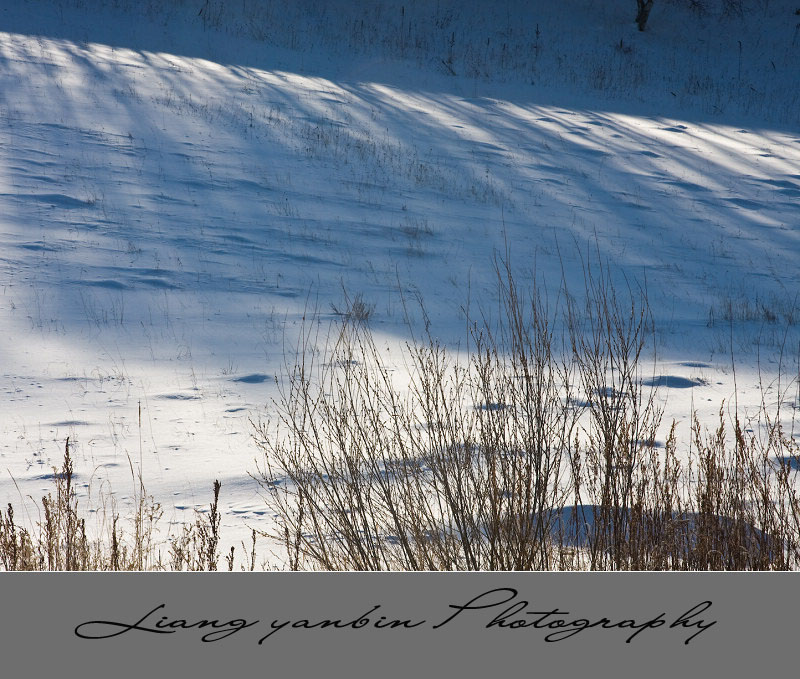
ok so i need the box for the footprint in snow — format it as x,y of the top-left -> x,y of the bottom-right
233,373 -> 271,384
476,402 -> 507,411
642,376 -> 707,388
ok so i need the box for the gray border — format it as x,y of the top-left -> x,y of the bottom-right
1,573 -> 795,677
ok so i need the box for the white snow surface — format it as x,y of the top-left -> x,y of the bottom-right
1,0 -> 798,561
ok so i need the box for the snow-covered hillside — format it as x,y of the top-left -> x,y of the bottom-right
1,0 -> 798,562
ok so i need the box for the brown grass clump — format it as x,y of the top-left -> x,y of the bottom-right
0,438 -> 257,571
0,438 -> 159,570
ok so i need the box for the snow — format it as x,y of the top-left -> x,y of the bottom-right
0,0 -> 798,562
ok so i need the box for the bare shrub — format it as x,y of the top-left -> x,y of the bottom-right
253,257 -> 800,571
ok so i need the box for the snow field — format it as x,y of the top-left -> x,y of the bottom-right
1,0 -> 798,564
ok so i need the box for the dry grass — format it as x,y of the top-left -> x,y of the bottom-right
253,258 -> 800,570
0,438 -> 257,570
